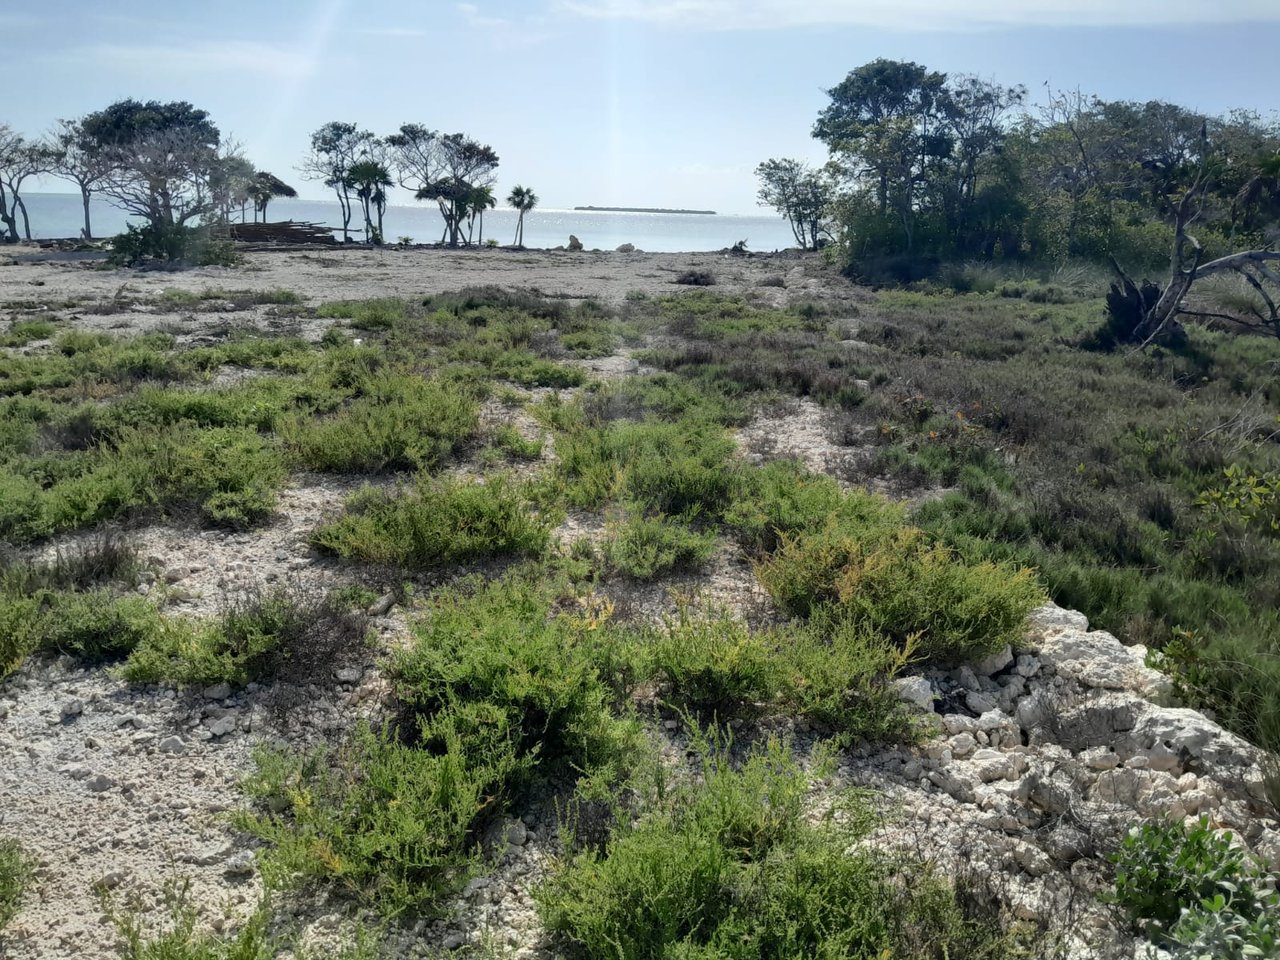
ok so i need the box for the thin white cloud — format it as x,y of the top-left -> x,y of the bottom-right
554,0 -> 1280,30
358,26 -> 431,37
457,3 -> 553,48
68,40 -> 318,80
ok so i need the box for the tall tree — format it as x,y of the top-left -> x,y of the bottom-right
755,158 -> 830,250
49,117 -> 112,239
80,99 -> 224,232
507,184 -> 537,247
0,127 -> 52,242
394,130 -> 498,247
814,60 -> 952,253
302,122 -> 374,242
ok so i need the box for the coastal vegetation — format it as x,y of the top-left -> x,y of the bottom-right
4,50 -> 1280,960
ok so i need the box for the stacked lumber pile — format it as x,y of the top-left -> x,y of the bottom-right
221,221 -> 338,244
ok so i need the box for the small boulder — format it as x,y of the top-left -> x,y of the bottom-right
616,243 -> 636,253
567,234 -> 584,252
893,676 -> 934,711
202,682 -> 232,701
972,644 -> 1013,677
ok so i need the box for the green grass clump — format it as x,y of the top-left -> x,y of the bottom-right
0,540 -> 170,677
602,510 -> 718,579
316,297 -> 406,330
1,317 -> 58,346
643,607 -> 912,739
555,419 -> 739,517
240,573 -> 639,918
538,738 -> 1027,960
108,883 -> 276,960
311,474 -> 553,569
239,718 -> 522,918
0,838 -> 31,937
491,425 -> 544,461
391,576 -> 641,776
121,586 -> 368,687
280,374 -> 479,473
757,520 -> 1042,662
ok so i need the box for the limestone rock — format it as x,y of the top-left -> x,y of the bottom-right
568,235 -> 584,251
972,644 -> 1013,676
616,243 -> 636,253
1030,628 -> 1172,702
893,676 -> 934,711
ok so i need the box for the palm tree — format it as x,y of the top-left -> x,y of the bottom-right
346,159 -> 393,243
249,171 -> 297,223
507,184 -> 538,247
466,184 -> 496,245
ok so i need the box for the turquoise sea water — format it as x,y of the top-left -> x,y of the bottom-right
14,193 -> 799,253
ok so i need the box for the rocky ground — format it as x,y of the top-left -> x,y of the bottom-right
0,247 -> 1276,959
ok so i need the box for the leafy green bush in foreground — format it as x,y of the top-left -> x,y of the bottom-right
1110,817 -> 1280,958
602,510 -> 718,579
311,474 -> 554,569
538,738 -> 1029,960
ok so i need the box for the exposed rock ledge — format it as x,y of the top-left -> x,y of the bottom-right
866,602 -> 1277,959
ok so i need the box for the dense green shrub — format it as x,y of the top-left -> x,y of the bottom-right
602,510 -> 718,579
239,719 -> 522,918
1110,817 -> 1280,957
538,739 -> 1026,960
311,474 -> 553,569
555,419 -> 739,517
390,577 -> 641,776
280,374 -> 479,472
757,519 -> 1042,662
642,607 -> 912,739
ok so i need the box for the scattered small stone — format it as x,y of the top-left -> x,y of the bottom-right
203,682 -> 232,700
60,699 -> 84,719
158,735 -> 187,754
366,592 -> 396,616
334,666 -> 363,684
223,850 -> 255,877
207,716 -> 237,737
85,773 -> 114,793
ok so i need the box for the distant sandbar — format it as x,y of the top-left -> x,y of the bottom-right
573,205 -> 717,215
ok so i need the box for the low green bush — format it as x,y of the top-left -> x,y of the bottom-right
0,837 -> 31,937
1110,817 -> 1280,957
538,738 -> 1027,960
756,520 -> 1042,662
727,459 -> 902,555
390,576 -> 641,776
238,718 -> 522,918
316,298 -> 406,330
602,510 -> 718,579
555,419 -> 739,517
311,474 -> 554,569
491,425 -> 544,461
122,586 -> 368,687
643,606 -> 912,739
1,317 -> 58,346
280,374 -> 479,473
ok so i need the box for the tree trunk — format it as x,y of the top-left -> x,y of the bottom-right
81,187 -> 93,240
16,195 -> 31,240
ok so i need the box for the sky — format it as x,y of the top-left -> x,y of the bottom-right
8,1 -> 1280,215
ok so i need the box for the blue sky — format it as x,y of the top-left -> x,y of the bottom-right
9,1 -> 1280,214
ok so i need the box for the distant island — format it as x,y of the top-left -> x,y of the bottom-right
574,206 -> 717,215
